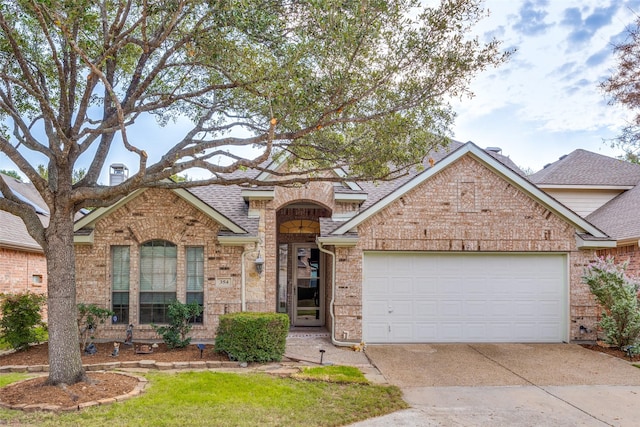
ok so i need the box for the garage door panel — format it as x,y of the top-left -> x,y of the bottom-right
391,323 -> 413,341
363,253 -> 567,343
414,323 -> 438,340
393,278 -> 413,294
464,301 -> 488,316
366,278 -> 389,295
440,301 -> 463,316
440,323 -> 464,340
366,323 -> 390,342
365,300 -> 390,317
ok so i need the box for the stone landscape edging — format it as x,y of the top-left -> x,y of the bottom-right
0,371 -> 148,412
0,359 -> 243,374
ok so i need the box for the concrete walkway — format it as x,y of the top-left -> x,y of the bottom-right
284,331 -> 385,383
353,343 -> 640,427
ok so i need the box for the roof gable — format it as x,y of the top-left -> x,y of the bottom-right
74,186 -> 248,236
331,142 -> 610,241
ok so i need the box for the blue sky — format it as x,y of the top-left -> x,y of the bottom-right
1,0 -> 639,180
451,0 -> 640,171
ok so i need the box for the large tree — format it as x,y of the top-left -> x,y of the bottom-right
601,14 -> 640,154
0,0 -> 508,385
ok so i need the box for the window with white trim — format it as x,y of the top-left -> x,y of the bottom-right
139,240 -> 177,324
111,246 -> 130,324
186,246 -> 204,324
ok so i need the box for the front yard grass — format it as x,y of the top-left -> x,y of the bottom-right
0,369 -> 407,426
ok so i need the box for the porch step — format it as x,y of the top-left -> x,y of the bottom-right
287,328 -> 330,338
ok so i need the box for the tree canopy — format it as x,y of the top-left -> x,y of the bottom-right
601,14 -> 640,155
0,0 -> 509,385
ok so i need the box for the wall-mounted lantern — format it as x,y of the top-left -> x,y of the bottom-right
255,252 -> 264,275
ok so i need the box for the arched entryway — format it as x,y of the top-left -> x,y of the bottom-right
276,202 -> 331,326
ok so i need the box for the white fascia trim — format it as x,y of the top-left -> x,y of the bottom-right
575,235 -> 617,249
241,189 -> 275,200
332,212 -> 357,221
333,168 -> 362,191
255,152 -> 290,182
332,142 -> 610,238
73,231 -> 94,245
334,193 -> 368,202
0,241 -> 44,253
539,184 -> 633,190
612,237 -> 640,247
218,235 -> 260,246
316,236 -> 359,247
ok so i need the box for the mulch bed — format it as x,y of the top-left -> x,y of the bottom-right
0,372 -> 139,408
580,344 -> 640,362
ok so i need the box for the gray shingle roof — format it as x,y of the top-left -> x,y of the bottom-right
0,174 -> 48,251
529,149 -> 640,186
587,184 -> 640,241
187,184 -> 258,235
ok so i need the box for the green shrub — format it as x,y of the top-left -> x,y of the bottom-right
215,312 -> 289,362
152,300 -> 203,349
0,292 -> 47,351
77,303 -> 114,351
583,256 -> 640,348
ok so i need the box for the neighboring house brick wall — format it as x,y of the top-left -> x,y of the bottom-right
0,247 -> 48,320
75,188 -> 248,341
330,156 -> 599,341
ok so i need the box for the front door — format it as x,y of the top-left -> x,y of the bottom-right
293,244 -> 323,326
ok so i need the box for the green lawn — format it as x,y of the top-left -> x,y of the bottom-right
0,369 -> 407,426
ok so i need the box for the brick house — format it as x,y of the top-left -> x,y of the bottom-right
73,142 -> 614,344
0,173 -> 48,308
530,150 -> 640,278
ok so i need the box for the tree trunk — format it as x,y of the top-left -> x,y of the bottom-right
44,210 -> 86,385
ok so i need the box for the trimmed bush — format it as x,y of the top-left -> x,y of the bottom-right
0,292 -> 47,351
215,312 -> 289,362
152,300 -> 203,349
583,256 -> 640,348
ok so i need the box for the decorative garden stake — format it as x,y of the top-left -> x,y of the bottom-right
124,324 -> 133,346
197,343 -> 205,359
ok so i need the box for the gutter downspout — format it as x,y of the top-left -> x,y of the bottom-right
241,247 -> 247,312
316,239 -> 353,347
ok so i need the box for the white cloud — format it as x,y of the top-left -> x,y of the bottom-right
451,0 -> 637,170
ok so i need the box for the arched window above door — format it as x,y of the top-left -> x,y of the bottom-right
279,219 -> 320,234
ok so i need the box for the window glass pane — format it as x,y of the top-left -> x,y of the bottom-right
112,291 -> 129,324
186,247 -> 204,292
140,240 -> 177,291
187,292 -> 204,324
111,246 -> 130,291
187,292 -> 204,305
111,246 -> 130,324
139,240 -> 177,323
139,292 -> 176,324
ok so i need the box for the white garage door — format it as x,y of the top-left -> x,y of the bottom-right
363,253 -> 567,343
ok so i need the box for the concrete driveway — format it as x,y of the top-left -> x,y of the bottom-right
354,344 -> 640,426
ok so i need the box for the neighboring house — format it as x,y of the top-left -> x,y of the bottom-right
73,141 -> 614,344
530,149 -> 640,278
0,173 -> 48,304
